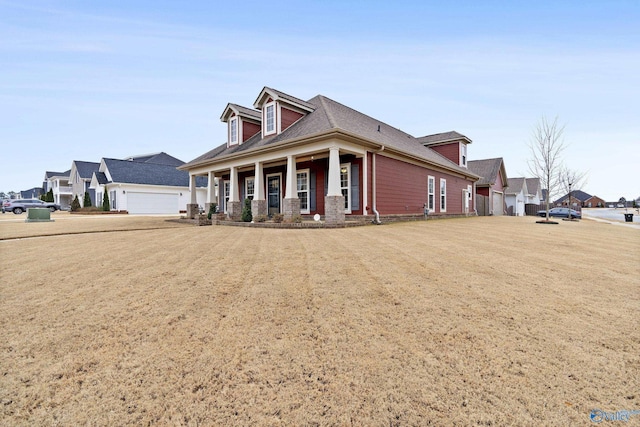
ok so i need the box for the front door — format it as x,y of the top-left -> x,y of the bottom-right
267,174 -> 281,216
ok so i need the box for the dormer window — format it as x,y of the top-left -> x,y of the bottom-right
265,102 -> 276,135
229,117 -> 238,144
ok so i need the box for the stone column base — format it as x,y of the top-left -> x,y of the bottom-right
186,203 -> 199,219
251,199 -> 267,218
227,201 -> 242,221
324,195 -> 345,225
283,198 -> 301,220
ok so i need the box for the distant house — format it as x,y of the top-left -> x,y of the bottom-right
505,178 -> 527,216
20,187 -> 44,199
525,178 -> 542,206
69,160 -> 100,207
89,152 -> 207,214
467,158 -> 508,216
178,87 -> 479,224
44,170 -> 72,209
584,195 -> 606,208
554,190 -> 597,209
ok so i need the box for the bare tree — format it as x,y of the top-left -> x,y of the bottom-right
527,116 -> 567,219
558,166 -> 588,208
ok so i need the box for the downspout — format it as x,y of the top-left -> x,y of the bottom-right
371,146 -> 385,224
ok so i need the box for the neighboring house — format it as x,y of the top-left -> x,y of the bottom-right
525,178 -> 542,205
44,170 -> 72,209
583,195 -> 606,208
179,87 -> 479,224
554,190 -> 592,209
20,187 -> 44,199
89,153 -> 208,214
467,158 -> 508,216
69,160 -> 100,207
505,178 -> 527,216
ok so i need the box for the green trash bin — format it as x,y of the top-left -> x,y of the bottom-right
624,213 -> 633,222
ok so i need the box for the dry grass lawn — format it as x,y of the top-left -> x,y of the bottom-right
1,215 -> 638,426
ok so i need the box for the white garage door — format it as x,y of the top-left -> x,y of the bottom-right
492,192 -> 504,216
127,192 -> 179,214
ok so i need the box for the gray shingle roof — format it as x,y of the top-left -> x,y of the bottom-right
525,178 -> 540,195
554,190 -> 592,204
221,103 -> 261,121
94,172 -> 108,185
416,131 -> 470,145
256,87 -> 316,111
506,177 -> 526,194
103,158 -> 207,187
183,92 -> 477,179
74,161 -> 100,179
467,158 -> 506,186
123,152 -> 184,166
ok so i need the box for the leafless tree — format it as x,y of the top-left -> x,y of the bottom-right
527,116 -> 567,219
559,167 -> 589,208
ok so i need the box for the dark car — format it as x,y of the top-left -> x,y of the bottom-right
2,199 -> 61,214
537,207 -> 581,219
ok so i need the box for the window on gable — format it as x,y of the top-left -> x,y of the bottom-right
460,143 -> 467,167
440,178 -> 447,212
265,102 -> 275,135
427,176 -> 435,211
229,118 -> 238,144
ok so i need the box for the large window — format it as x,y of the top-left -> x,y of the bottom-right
265,102 -> 275,135
440,178 -> 447,212
427,176 -> 435,211
229,118 -> 238,144
297,169 -> 310,214
245,177 -> 255,200
341,163 -> 351,213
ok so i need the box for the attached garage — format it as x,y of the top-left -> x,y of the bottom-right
127,192 -> 179,214
492,191 -> 504,216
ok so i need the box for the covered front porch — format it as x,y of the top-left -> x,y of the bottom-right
186,143 -> 367,225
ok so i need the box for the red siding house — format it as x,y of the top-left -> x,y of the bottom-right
467,158 -> 509,216
179,87 -> 479,225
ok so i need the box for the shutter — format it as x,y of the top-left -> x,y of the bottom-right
324,168 -> 328,196
351,163 -> 359,211
310,170 -> 316,211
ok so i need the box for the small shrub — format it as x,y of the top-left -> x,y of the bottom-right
70,195 -> 81,212
102,192 -> 110,211
207,203 -> 218,220
241,198 -> 252,222
83,191 -> 92,208
290,214 -> 303,223
272,213 -> 284,223
79,206 -> 101,213
254,214 -> 267,223
45,189 -> 54,202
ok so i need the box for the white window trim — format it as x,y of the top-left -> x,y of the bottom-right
460,142 -> 467,167
245,176 -> 255,200
229,117 -> 238,145
264,101 -> 276,136
296,169 -> 310,214
427,175 -> 435,211
223,180 -> 230,213
341,162 -> 351,214
440,178 -> 447,212
266,172 -> 282,214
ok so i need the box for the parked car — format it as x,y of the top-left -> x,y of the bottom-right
2,199 -> 61,214
537,207 -> 581,219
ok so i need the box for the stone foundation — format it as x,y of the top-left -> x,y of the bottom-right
227,201 -> 242,221
324,195 -> 345,225
251,199 -> 267,218
283,198 -> 301,220
186,203 -> 199,219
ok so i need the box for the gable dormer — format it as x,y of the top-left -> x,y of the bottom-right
417,131 -> 472,167
253,87 -> 315,138
220,103 -> 262,147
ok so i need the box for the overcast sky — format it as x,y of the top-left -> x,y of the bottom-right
1,0 -> 638,201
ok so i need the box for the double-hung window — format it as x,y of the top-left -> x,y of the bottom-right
440,178 -> 447,212
340,163 -> 351,213
264,102 -> 276,135
460,143 -> 467,166
297,169 -> 310,214
245,177 -> 255,201
223,181 -> 230,213
427,176 -> 435,211
229,118 -> 238,144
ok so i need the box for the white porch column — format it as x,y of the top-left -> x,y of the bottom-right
285,155 -> 296,199
229,166 -> 239,202
255,162 -> 264,200
190,174 -> 197,205
327,146 -> 341,196
207,171 -> 215,204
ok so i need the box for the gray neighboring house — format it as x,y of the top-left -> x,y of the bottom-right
90,153 -> 208,214
69,160 -> 100,207
44,170 -> 72,209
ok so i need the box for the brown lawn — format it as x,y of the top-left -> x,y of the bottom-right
1,215 -> 638,426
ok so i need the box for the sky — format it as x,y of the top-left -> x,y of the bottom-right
1,0 -> 638,201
